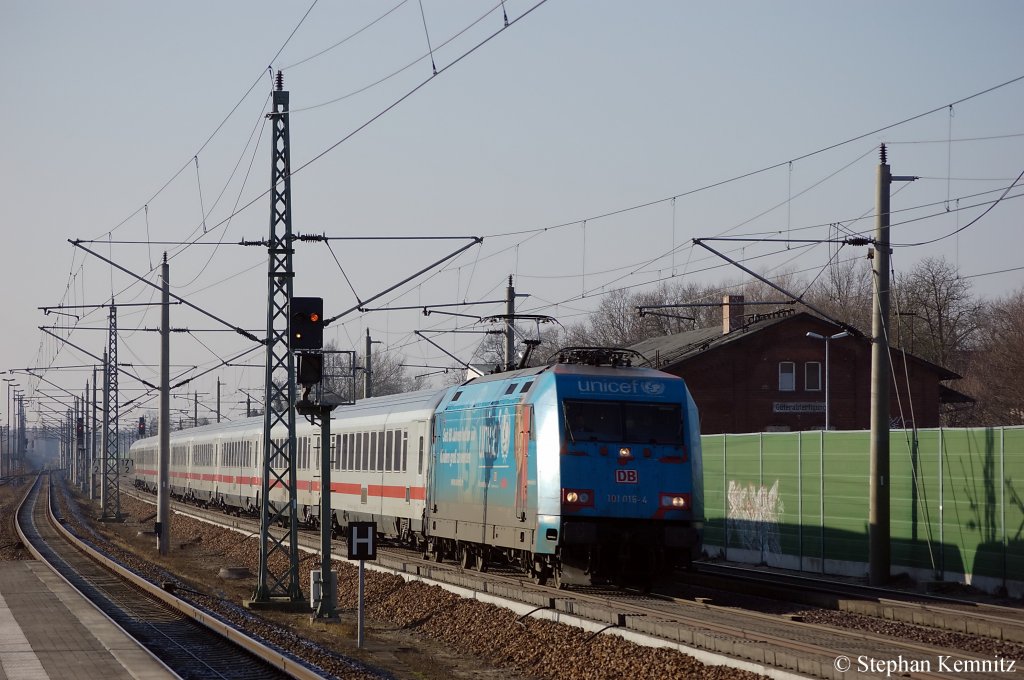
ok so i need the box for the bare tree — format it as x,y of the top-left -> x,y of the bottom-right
804,258 -> 873,333
372,349 -> 427,396
564,281 -> 723,347
893,257 -> 981,373
463,318 -> 565,372
955,289 -> 1024,426
564,288 -> 655,347
320,341 -> 424,401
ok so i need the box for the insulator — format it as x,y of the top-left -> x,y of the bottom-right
879,143 -> 887,165
275,70 -> 284,91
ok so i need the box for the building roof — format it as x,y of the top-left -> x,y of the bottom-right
630,308 -> 805,369
628,309 -> 961,382
939,384 -> 976,404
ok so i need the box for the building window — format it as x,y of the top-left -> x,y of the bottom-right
779,362 -> 796,391
806,362 -> 821,391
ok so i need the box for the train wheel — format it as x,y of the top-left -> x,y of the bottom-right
459,545 -> 472,570
474,552 -> 487,573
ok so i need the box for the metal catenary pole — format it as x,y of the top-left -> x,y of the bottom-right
102,306 -> 121,519
363,330 -> 373,399
74,397 -> 80,486
81,386 -> 88,492
252,71 -> 303,606
505,276 -> 515,371
869,144 -> 915,586
91,366 -> 98,499
313,405 -> 337,620
869,145 -> 892,586
100,353 -> 109,512
158,254 -> 171,555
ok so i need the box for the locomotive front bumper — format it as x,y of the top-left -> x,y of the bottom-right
561,518 -> 701,549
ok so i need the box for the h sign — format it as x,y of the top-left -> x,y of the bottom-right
347,521 -> 377,561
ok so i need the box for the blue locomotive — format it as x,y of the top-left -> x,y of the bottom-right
129,347 -> 703,588
426,347 -> 703,587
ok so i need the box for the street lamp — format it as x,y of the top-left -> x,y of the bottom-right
806,331 -> 850,431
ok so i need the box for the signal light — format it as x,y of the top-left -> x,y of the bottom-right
291,297 -> 324,350
138,417 -> 146,437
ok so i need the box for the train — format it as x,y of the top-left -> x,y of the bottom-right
128,347 -> 704,587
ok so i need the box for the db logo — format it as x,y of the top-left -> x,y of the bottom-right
615,469 -> 638,484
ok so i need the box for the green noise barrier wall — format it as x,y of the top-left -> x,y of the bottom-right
700,427 -> 1024,595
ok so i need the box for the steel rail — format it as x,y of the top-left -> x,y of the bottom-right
19,474 -> 327,680
124,488 -> 1008,680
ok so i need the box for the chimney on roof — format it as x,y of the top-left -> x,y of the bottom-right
722,295 -> 745,334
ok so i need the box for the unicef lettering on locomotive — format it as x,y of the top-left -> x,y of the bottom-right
576,379 -> 668,396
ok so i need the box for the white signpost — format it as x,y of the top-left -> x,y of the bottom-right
347,521 -> 376,648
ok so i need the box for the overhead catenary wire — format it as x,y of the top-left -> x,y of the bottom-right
888,131 -> 1024,145
434,156 -> 1015,303
194,156 -> 208,234
891,167 -> 1024,247
287,1 -> 512,114
960,264 -> 1024,280
39,3 -> 321,398
170,93 -> 272,291
279,0 -> 410,71
45,104 -> 270,399
34,46 -> 1024,405
88,1 -> 319,244
417,0 -> 437,75
74,0 -> 547,320
477,74 -> 1024,243
70,241 -> 263,344
80,42 -> 1023,352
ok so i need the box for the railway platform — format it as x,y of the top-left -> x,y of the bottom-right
0,561 -> 175,680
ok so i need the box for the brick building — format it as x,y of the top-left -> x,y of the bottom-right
629,297 -> 968,434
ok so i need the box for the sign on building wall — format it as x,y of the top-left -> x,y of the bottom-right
773,402 -> 825,414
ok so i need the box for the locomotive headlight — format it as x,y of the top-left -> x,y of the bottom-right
618,447 -> 631,458
562,488 -> 595,507
661,494 -> 689,508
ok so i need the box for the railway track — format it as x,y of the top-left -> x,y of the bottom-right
16,473 -> 334,680
693,562 -> 1024,644
125,487 -> 1022,679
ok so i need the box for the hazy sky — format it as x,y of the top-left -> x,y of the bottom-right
2,1 -> 1022,426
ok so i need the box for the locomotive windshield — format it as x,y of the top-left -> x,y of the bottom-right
563,399 -> 682,444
